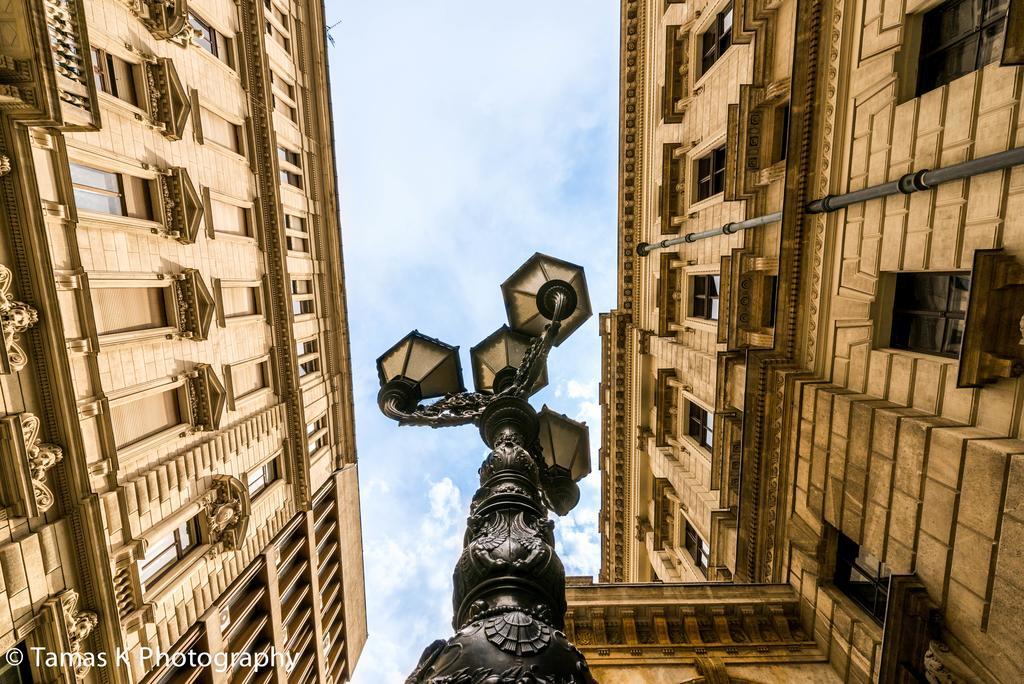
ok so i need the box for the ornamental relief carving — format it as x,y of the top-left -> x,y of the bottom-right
0,412 -> 63,517
61,590 -> 99,681
0,154 -> 10,176
0,263 -> 38,374
201,474 -> 251,552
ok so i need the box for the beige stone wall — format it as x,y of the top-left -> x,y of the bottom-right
0,0 -> 363,676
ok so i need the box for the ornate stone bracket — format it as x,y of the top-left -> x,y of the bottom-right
0,264 -> 39,374
172,269 -> 215,340
0,413 -> 63,518
184,363 -> 226,432
201,475 -> 251,553
156,167 -> 203,244
38,589 -> 99,682
145,57 -> 191,139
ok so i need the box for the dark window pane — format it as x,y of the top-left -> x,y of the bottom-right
917,0 -> 1010,94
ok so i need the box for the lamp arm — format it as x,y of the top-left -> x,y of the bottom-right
381,391 -> 496,428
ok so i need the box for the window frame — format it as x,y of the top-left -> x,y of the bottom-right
915,0 -> 1009,96
690,274 -> 721,321
888,272 -> 970,358
699,5 -> 734,75
832,529 -> 891,625
246,457 -> 280,499
138,517 -> 201,591
694,146 -> 727,202
91,47 -> 140,107
683,520 -> 710,575
686,401 -> 714,450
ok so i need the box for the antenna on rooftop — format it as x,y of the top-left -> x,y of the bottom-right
326,19 -> 343,46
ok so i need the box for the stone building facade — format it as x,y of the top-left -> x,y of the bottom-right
583,0 -> 1024,681
0,0 -> 366,678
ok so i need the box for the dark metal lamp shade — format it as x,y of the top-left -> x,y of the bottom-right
469,325 -> 548,395
501,253 -> 592,346
537,406 -> 591,482
376,330 -> 465,401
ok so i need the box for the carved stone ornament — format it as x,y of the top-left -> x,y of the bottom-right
0,264 -> 39,373
202,475 -> 251,552
0,155 -> 10,176
60,590 -> 99,681
21,413 -> 63,512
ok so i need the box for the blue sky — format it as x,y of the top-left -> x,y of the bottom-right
326,3 -> 619,680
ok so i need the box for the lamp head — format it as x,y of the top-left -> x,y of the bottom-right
376,330 -> 464,411
469,325 -> 548,396
501,253 -> 592,346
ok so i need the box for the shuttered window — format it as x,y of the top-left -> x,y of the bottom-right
232,360 -> 269,399
201,108 -> 242,153
222,285 -> 261,318
92,287 -> 169,335
111,388 -> 183,448
211,200 -> 250,237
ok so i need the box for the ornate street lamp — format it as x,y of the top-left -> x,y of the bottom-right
376,253 -> 597,683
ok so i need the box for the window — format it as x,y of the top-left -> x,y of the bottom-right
70,163 -> 153,219
139,518 -> 200,590
686,402 -> 713,449
189,13 -> 234,68
0,643 -> 31,682
200,108 -> 243,154
110,387 -> 185,449
833,529 -> 890,623
265,18 -> 290,51
231,359 -> 270,400
889,273 -> 969,357
91,48 -> 138,105
222,284 -> 262,318
210,199 -> 252,237
277,146 -> 300,166
247,459 -> 279,498
916,0 -> 1008,95
297,338 -> 320,377
684,521 -> 709,574
190,13 -> 216,54
285,214 -> 309,252
700,6 -> 733,74
306,415 -> 328,454
690,274 -> 720,320
92,287 -> 170,335
277,146 -> 302,187
291,278 -> 314,316
695,146 -> 726,201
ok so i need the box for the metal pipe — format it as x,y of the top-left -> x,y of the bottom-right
807,146 -> 1024,213
637,147 -> 1024,257
637,211 -> 783,256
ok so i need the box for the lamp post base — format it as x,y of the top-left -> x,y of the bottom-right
406,611 -> 593,683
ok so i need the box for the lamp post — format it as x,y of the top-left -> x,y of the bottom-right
376,253 -> 597,683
